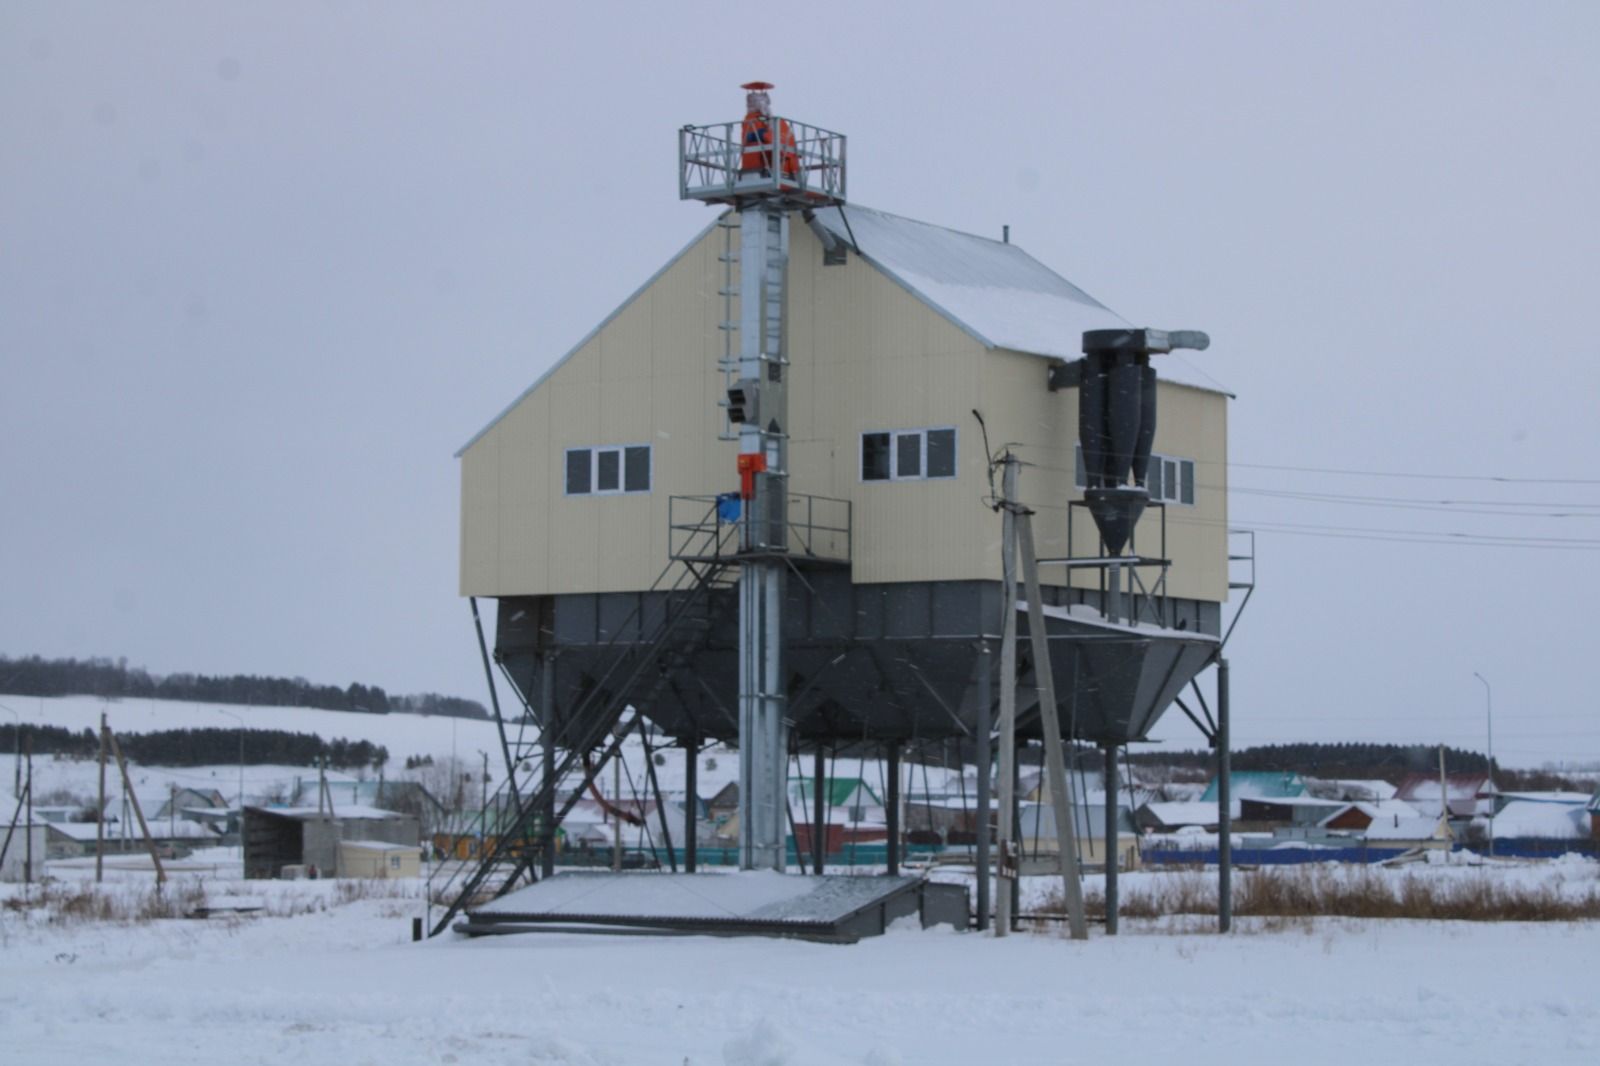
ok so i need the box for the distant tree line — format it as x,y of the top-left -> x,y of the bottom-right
0,723 -> 388,771
389,692 -> 488,720
1124,741 -> 1497,779
0,654 -> 487,719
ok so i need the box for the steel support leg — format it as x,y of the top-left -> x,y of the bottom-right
812,745 -> 826,874
975,641 -> 993,931
1104,743 -> 1119,935
1217,656 -> 1232,934
540,652 -> 556,879
886,741 -> 901,876
684,739 -> 698,873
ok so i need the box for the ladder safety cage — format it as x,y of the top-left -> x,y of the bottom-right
679,117 -> 847,207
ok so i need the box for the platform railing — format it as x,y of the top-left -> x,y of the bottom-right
669,493 -> 851,566
679,116 -> 847,206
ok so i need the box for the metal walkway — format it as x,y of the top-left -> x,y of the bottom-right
457,870 -> 968,943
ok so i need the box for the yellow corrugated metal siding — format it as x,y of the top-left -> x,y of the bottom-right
459,213 -> 1229,603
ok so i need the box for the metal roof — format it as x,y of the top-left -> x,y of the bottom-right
456,205 -> 1229,457
1201,771 -> 1308,802
812,205 -> 1229,396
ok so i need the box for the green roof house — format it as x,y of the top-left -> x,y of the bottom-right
1201,771 -> 1308,802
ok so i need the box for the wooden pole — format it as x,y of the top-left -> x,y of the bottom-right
96,714 -> 107,883
108,729 -> 165,887
1017,507 -> 1088,940
24,736 -> 33,886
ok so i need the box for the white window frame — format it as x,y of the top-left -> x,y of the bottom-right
564,443 -> 653,497
860,426 -> 958,483
1073,445 -> 1195,506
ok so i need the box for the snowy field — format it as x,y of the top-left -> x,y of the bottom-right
4,862 -> 1599,1065
0,692 -> 747,807
0,692 -> 508,766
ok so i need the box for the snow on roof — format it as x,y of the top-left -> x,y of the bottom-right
339,840 -> 422,853
1142,800 -> 1238,828
812,205 -> 1228,396
1201,771 -> 1306,802
50,820 -> 219,841
1395,773 -> 1490,801
1321,799 -> 1420,828
1491,800 -> 1588,840
1328,779 -> 1398,801
251,804 -> 410,821
1498,791 -> 1592,804
1363,816 -> 1450,842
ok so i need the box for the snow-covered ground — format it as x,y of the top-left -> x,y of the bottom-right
3,862 -> 1598,1065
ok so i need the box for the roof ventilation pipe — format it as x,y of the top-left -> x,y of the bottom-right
1077,328 -> 1209,556
801,208 -> 847,265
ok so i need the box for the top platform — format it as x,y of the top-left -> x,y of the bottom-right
679,116 -> 847,209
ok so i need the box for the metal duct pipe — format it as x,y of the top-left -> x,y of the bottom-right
1131,364 -> 1158,488
1106,353 -> 1144,487
1077,356 -> 1109,489
801,208 -> 842,257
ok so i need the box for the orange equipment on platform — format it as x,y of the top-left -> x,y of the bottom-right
739,81 -> 800,179
737,452 -> 767,500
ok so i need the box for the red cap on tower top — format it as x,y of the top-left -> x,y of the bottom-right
740,81 -> 775,91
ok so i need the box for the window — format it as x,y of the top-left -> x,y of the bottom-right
1074,445 -> 1195,505
565,444 -> 652,495
861,427 -> 956,482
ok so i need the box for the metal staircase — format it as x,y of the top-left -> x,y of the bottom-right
426,549 -> 736,937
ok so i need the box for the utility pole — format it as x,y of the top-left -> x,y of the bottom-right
97,714 -> 107,883
480,750 -> 490,826
1473,672 -> 1494,856
217,707 -> 245,813
108,728 -> 164,888
974,640 -> 993,932
995,456 -> 1020,938
0,704 -> 19,798
1015,473 -> 1089,941
1438,742 -> 1448,834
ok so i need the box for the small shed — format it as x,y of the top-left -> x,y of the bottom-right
1,823 -> 48,881
243,806 -> 421,879
337,840 -> 423,879
1018,800 -> 1142,870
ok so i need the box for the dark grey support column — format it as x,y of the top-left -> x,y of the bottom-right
1217,656 -> 1232,933
684,738 -> 698,873
1012,739 -> 1024,930
974,641 -> 993,931
1104,743 -> 1119,935
886,741 -> 901,876
539,651 -> 556,879
812,745 -> 827,875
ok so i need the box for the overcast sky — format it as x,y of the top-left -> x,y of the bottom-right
3,3 -> 1597,767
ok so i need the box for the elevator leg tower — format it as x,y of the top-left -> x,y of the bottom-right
736,203 -> 790,872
